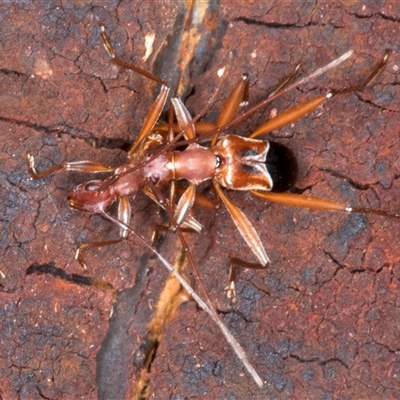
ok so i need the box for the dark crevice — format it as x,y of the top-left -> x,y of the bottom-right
36,384 -> 52,400
217,307 -> 252,324
323,251 -> 346,277
27,262 -> 91,285
320,168 -> 373,190
374,262 -> 390,274
233,17 -> 306,29
0,116 -> 71,136
26,262 -> 116,292
348,11 -> 400,23
349,268 -> 367,274
0,116 -> 94,142
153,1 -> 228,102
232,17 -> 343,29
378,12 -> 400,23
356,92 -> 395,112
289,354 -> 318,363
0,115 -> 132,151
0,68 -> 30,77
96,251 -> 154,400
347,12 -> 376,20
98,76 -> 108,93
319,357 -> 348,369
134,337 -> 159,400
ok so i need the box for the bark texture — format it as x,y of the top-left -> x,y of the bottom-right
0,2 -> 399,399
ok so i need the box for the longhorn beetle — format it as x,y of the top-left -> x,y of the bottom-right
28,27 -> 395,387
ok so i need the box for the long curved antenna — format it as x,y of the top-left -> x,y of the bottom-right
103,211 -> 264,388
98,50 -> 354,188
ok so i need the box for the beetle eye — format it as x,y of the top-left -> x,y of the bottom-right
85,182 -> 101,191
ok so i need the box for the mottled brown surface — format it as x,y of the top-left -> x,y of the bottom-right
1,2 -> 399,399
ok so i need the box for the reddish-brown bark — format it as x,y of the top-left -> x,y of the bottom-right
0,2 -> 399,399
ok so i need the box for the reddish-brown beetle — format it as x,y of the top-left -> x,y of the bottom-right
28,27 -> 395,387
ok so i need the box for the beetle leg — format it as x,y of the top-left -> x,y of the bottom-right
249,93 -> 330,138
117,197 -> 131,238
100,26 -> 168,87
171,97 -> 197,140
212,182 -> 270,302
155,73 -> 249,142
212,62 -> 303,145
102,210 -> 264,388
153,63 -> 300,141
174,184 -> 216,210
225,263 -> 237,303
213,182 -> 270,267
174,183 -> 196,227
27,154 -> 115,179
251,190 -> 400,220
142,187 -> 202,233
100,26 -> 170,160
267,63 -> 303,99
225,258 -> 268,304
210,73 -> 250,145
75,196 -> 131,270
127,84 -> 170,159
250,49 -> 391,139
